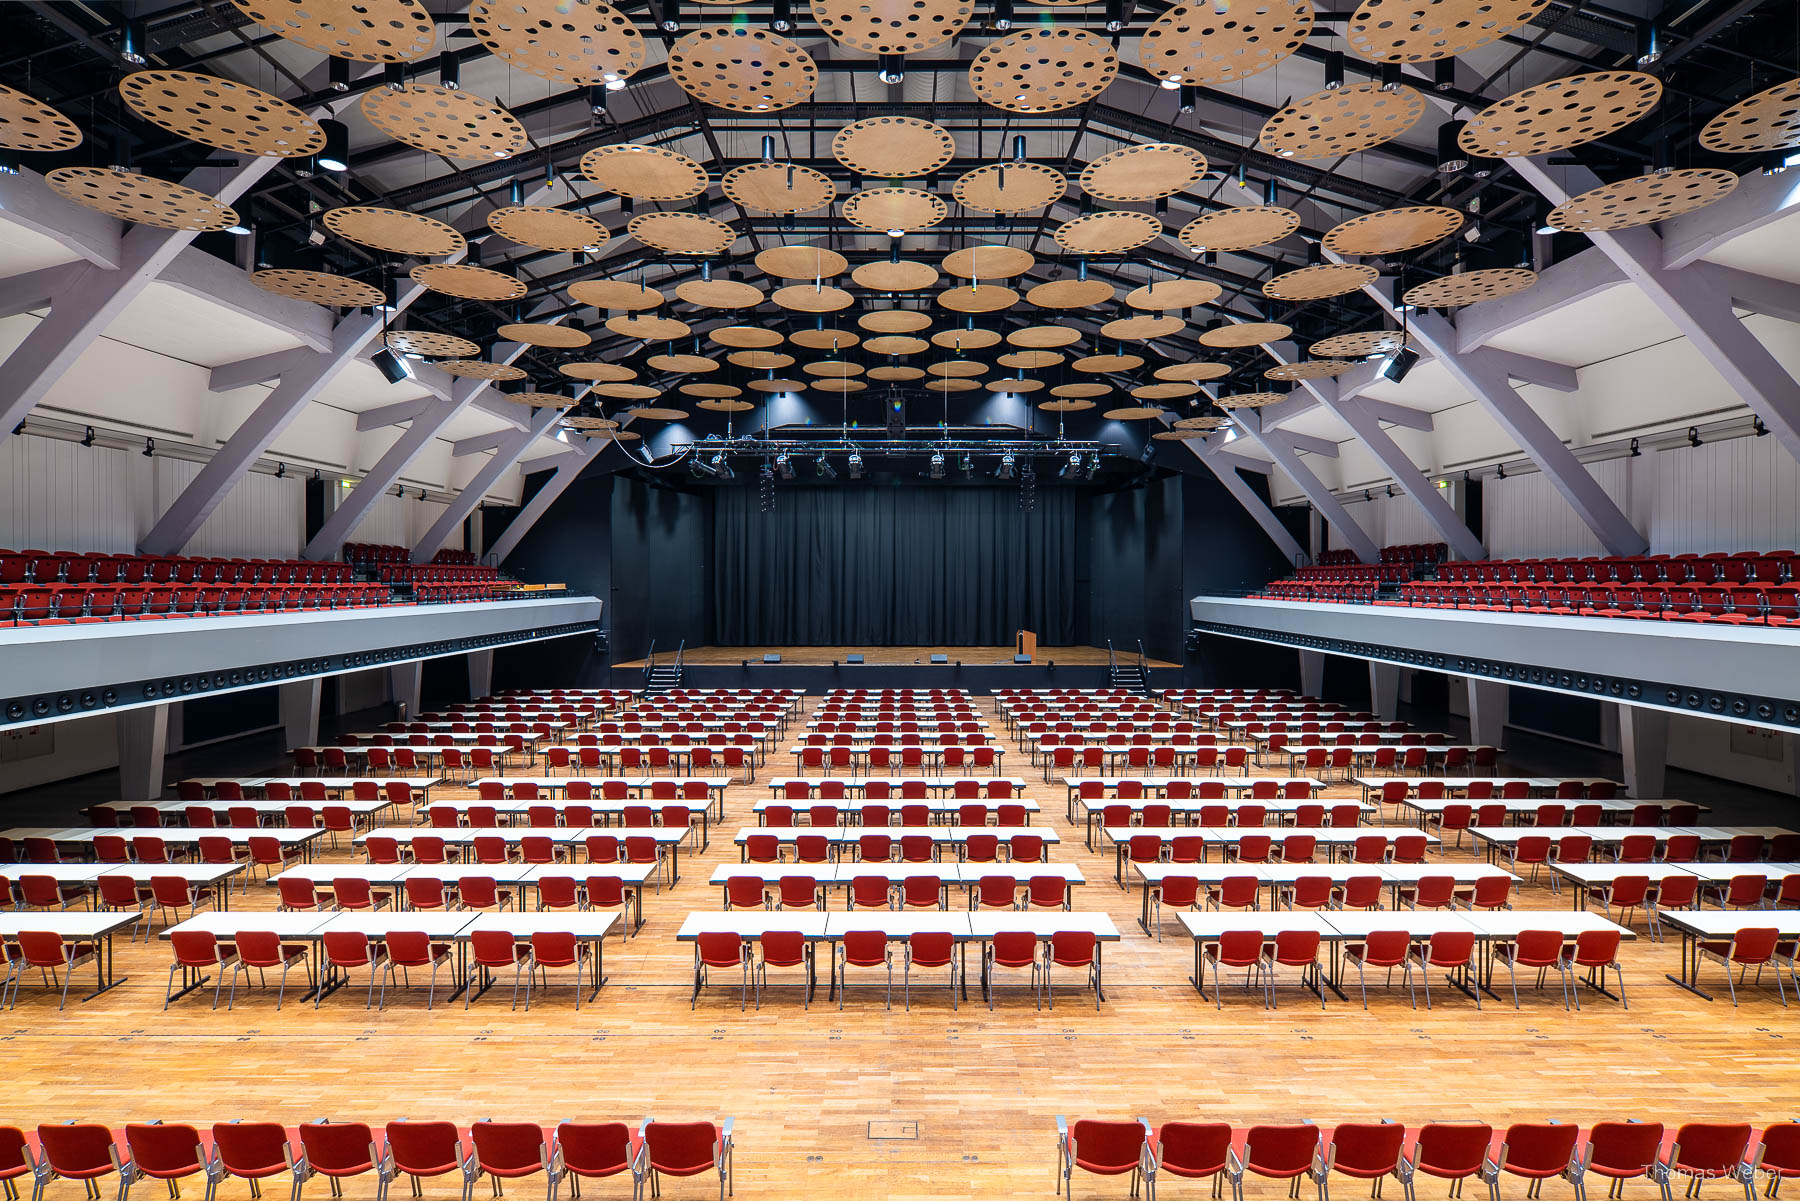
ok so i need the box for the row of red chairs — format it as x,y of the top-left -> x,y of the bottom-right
1255,580 -> 1381,604
1057,1118 -> 1795,1200
345,541 -> 476,565
2,582 -> 392,624
1290,564 -> 1416,583
9,1118 -> 729,1201
0,549 -> 354,585
413,583 -> 530,604
1439,550 -> 1796,585
743,832 -> 1047,864
375,562 -> 507,583
1385,581 -> 1797,624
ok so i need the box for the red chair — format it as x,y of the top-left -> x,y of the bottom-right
777,875 -> 821,912
692,931 -> 749,1010
903,929 -> 958,1010
118,1124 -> 214,1201
1314,1122 -> 1406,1201
211,1122 -> 295,1201
755,928 -> 813,1009
294,1122 -> 389,1201
1696,927 -> 1788,1007
524,930 -> 592,1010
1200,929 -> 1268,1009
552,1122 -> 643,1200
642,1120 -> 733,1201
1493,930 -> 1574,1010
1229,1125 -> 1323,1200
377,929 -> 453,1010
1149,1122 -> 1232,1196
317,930 -> 384,1010
5,931 -> 96,1010
385,1122 -> 474,1200
836,929 -> 893,1009
225,928 -> 311,1010
1044,929 -> 1099,1009
33,1124 -> 126,1201
1055,1118 -> 1150,1200
1561,929 -> 1627,1010
1571,1121 -> 1665,1201
1398,1124 -> 1492,1201
985,928 -> 1042,1010
1483,1123 -> 1582,1200
1346,929 -> 1416,1009
469,1122 -> 549,1201
1410,930 -> 1479,1010
1752,1124 -> 1800,1199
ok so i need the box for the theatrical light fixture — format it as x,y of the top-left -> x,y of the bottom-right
587,85 -> 608,116
119,17 -> 147,64
329,57 -> 351,92
772,0 -> 793,29
775,451 -> 795,480
660,0 -> 680,33
1636,22 -> 1661,66
1178,84 -> 1197,112
439,50 -> 461,90
928,450 -> 946,479
847,449 -> 864,479
1104,0 -> 1124,32
1324,50 -> 1344,90
815,454 -> 837,480
1535,202 -> 1558,236
1377,346 -> 1420,383
878,54 -> 905,84
1434,59 -> 1457,91
371,347 -> 414,384
993,0 -> 1013,30
315,119 -> 349,172
80,426 -> 95,448
0,149 -> 21,176
384,62 -> 407,90
1060,452 -> 1082,479
996,451 -> 1016,480
1437,121 -> 1468,174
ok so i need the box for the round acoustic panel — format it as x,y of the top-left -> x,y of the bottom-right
749,377 -> 807,392
711,325 -> 784,348
868,366 -> 924,381
562,417 -> 619,430
668,27 -> 817,112
727,350 -> 792,369
989,378 -> 1043,393
1040,398 -> 1097,412
440,360 -> 527,380
1700,77 -> 1800,154
998,350 -> 1064,369
386,330 -> 478,358
1458,71 -> 1662,158
1178,205 -> 1300,252
1104,406 -> 1167,420
928,360 -> 988,377
772,284 -> 855,312
498,322 -> 592,348
1347,0 -> 1552,62
1052,382 -> 1110,398
487,205 -> 609,252
648,354 -> 721,372
697,398 -> 754,412
569,279 -> 663,310
1075,353 -> 1143,373
932,327 -> 1001,350
1323,205 -> 1463,256
605,314 -> 691,340
1054,210 -> 1162,254
1132,383 -> 1194,401
1153,429 -> 1210,441
809,0 -> 972,54
852,260 -> 939,292
1173,415 -> 1226,429
1311,329 -> 1404,358
939,285 -> 1018,313
513,393 -> 574,409
756,244 -> 848,279
1027,279 -> 1114,308
47,167 -> 238,232
803,360 -> 864,377
790,327 -> 859,350
560,362 -> 637,382
1402,268 -> 1537,308
1264,263 -> 1379,301
943,245 -> 1034,280
1100,314 -> 1183,341
410,263 -> 526,300
810,379 -> 867,394
863,335 -> 930,356
599,429 -> 642,442
831,117 -> 956,178
1265,359 -> 1357,381
925,378 -> 980,393
1079,143 -> 1208,202
468,0 -> 646,85
362,85 -> 526,160
1547,169 -> 1739,233
843,187 -> 947,233
860,309 -> 932,333
324,206 -> 465,256
969,28 -> 1118,114
120,71 -> 322,158
1198,321 -> 1292,348
721,162 -> 836,214
627,212 -> 736,254
1140,0 -> 1313,87
624,406 -> 690,421
579,144 -> 708,199
1155,362 -> 1230,382
1007,325 -> 1081,348
1214,391 -> 1285,409
227,0 -> 435,61
1126,279 -> 1220,310
252,269 -> 382,307
592,382 -> 661,400
675,279 -> 765,308
954,162 -> 1068,215
1258,83 -> 1427,160
0,85 -> 82,151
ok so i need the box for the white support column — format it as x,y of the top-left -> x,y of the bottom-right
1298,650 -> 1325,699
1618,705 -> 1670,799
278,679 -> 321,753
116,705 -> 169,802
467,650 -> 494,700
1466,679 -> 1509,749
1369,663 -> 1400,721
411,407 -> 562,563
1240,414 -> 1380,563
389,662 -> 422,719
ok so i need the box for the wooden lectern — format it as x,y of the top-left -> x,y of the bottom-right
1014,630 -> 1037,660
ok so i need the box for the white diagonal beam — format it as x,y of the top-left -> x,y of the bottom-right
487,441 -> 602,564
1454,246 -> 1625,352
1237,412 -> 1379,563
1662,165 -> 1800,270
1281,429 -> 1340,458
413,406 -> 563,563
1181,433 -> 1305,563
0,168 -> 122,269
356,397 -> 435,431
453,429 -> 512,457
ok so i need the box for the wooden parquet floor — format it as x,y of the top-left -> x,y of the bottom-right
7,692 -> 1796,1201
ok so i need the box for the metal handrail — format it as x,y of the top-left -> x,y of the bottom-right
1136,639 -> 1151,692
674,640 -> 685,674
1106,640 -> 1117,675
642,639 -> 656,681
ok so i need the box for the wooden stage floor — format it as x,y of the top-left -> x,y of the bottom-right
614,644 -> 1182,668
7,692 -> 1795,1201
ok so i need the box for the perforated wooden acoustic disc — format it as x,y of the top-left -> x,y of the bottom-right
928,360 -> 988,378
228,0 -> 436,61
933,327 -> 1002,349
579,144 -> 708,199
499,322 -> 592,348
682,382 -> 742,399
832,117 -> 956,178
1101,314 -> 1184,341
1310,329 -> 1402,358
774,285 -> 855,314
1198,321 -> 1291,348
749,377 -> 807,392
1259,83 -> 1427,160
47,167 -> 238,232
868,366 -> 925,381
863,335 -> 930,356
1153,429 -> 1209,441
1156,362 -> 1230,382
756,244 -> 848,279
325,206 -> 465,256
794,326 -> 860,349
939,285 -> 1019,313
668,27 -> 817,112
809,0 -> 972,54
722,162 -> 836,214
488,206 -> 609,252
1402,268 -> 1536,308
1173,414 -> 1226,429
411,263 -> 526,301
811,379 -> 867,394
1547,170 -> 1739,233
469,0 -> 646,85
1104,406 -> 1167,420
1700,77 -> 1800,154
1028,279 -> 1114,308
562,416 -> 619,430
625,406 -> 690,421
362,85 -> 527,160
514,392 -> 575,408
569,279 -> 664,310
1323,206 -> 1463,256
1265,263 -> 1379,301
1079,143 -> 1209,202
970,28 -> 1118,113
561,362 -> 638,382
712,326 -> 785,348
926,378 -> 979,393
1008,325 -> 1082,348
120,71 -> 323,158
1265,360 -> 1356,381
1075,353 -> 1143,372
999,350 -> 1065,369
441,360 -> 528,380
606,314 -> 692,340
0,85 -> 82,151
628,212 -> 736,254
852,260 -> 940,292
1140,0 -> 1313,87
1054,211 -> 1162,254
954,162 -> 1068,215
648,354 -> 720,373
697,398 -> 755,412
942,245 -> 1035,280
386,330 -> 478,358
252,269 -> 383,307
1133,382 -> 1195,401
1458,71 -> 1662,158
1214,391 -> 1284,409
1040,398 -> 1097,411
593,382 -> 662,400
727,350 -> 793,369
804,360 -> 865,378
1052,382 -> 1111,398
990,378 -> 1044,393
1126,279 -> 1220,310
1347,0 -> 1552,62
675,279 -> 765,308
1178,206 -> 1300,252
861,309 -> 933,333
844,187 -> 947,233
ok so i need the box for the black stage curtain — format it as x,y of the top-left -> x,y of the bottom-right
711,484 -> 1079,645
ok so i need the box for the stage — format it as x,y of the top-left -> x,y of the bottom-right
613,645 -> 1180,669
608,644 -> 1183,690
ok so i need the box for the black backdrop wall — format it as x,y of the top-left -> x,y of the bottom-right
711,483 -> 1078,646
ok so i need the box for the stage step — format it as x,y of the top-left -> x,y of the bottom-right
645,663 -> 684,693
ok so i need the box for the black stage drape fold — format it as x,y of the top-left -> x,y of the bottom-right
711,484 -> 1079,645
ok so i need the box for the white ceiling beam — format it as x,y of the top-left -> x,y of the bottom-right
158,246 -> 333,353
452,429 -> 512,457
0,263 -> 84,319
488,441 -> 602,565
1453,246 -> 1625,352
356,397 -> 435,432
0,169 -> 122,270
1662,164 -> 1800,270
1357,396 -> 1435,432
1238,414 -> 1379,563
1156,416 -> 1303,561
208,348 -> 308,393
1487,348 -> 1578,392
413,406 -> 563,563
1281,429 -> 1341,458
1697,263 -> 1800,326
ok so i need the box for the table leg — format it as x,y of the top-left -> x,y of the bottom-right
1191,937 -> 1207,998
1666,930 -> 1714,1000
1095,943 -> 1105,1002
591,935 -> 605,996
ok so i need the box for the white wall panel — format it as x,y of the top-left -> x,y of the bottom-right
1648,436 -> 1800,554
349,489 -> 413,548
0,437 -> 151,551
1481,457 -> 1633,559
152,458 -> 304,558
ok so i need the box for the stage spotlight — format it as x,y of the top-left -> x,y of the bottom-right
371,347 -> 413,384
1060,451 -> 1081,479
315,119 -> 349,172
815,453 -> 837,480
847,449 -> 864,479
775,451 -> 794,479
996,451 -> 1015,480
1377,346 -> 1420,383
928,450 -> 946,479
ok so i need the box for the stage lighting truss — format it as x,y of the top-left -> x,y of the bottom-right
667,436 -> 1119,478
